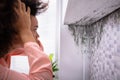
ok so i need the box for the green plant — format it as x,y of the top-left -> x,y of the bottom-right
49,53 -> 59,76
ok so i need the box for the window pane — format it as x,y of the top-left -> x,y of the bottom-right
37,0 -> 56,56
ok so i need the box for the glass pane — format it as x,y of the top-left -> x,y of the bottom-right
37,0 -> 57,56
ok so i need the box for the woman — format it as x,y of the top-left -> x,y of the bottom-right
0,0 -> 53,80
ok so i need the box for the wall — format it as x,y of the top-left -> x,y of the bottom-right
58,0 -> 84,79
90,9 -> 120,80
64,0 -> 120,25
66,8 -> 120,80
59,24 -> 83,80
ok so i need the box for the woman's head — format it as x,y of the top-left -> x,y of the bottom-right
0,0 -> 48,58
0,0 -> 18,58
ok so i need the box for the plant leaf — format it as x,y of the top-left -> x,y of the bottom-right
49,53 -> 54,62
52,61 -> 59,72
53,68 -> 59,72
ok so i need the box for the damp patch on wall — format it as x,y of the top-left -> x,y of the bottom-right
68,8 -> 120,80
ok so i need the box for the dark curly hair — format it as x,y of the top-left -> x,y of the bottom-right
22,0 -> 48,16
0,0 -> 48,58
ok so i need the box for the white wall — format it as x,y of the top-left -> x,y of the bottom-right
60,8 -> 120,80
60,0 -> 120,79
64,0 -> 120,25
59,24 -> 83,80
59,0 -> 83,80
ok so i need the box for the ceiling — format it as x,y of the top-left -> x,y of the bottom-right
64,0 -> 120,25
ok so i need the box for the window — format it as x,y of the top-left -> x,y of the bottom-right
37,0 -> 57,56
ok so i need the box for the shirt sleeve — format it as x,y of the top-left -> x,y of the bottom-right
0,42 -> 53,80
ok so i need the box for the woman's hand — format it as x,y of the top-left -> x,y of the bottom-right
14,0 -> 36,43
14,0 -> 31,33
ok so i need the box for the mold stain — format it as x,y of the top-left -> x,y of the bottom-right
68,8 -> 120,80
93,10 -> 97,13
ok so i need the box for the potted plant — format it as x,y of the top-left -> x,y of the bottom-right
49,53 -> 59,78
